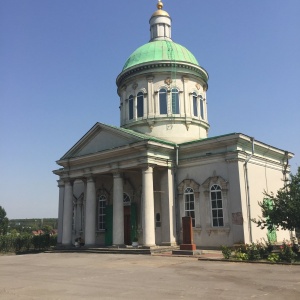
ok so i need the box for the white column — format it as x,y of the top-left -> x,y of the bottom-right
84,177 -> 96,245
161,168 -> 176,246
62,180 -> 73,245
142,166 -> 155,246
57,180 -> 65,244
113,172 -> 124,245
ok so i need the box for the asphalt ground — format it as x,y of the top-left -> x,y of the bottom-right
0,252 -> 299,299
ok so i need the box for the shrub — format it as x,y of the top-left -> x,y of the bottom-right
292,243 -> 299,254
221,245 -> 232,259
0,233 -> 56,253
279,241 -> 297,263
246,243 -> 261,260
234,250 -> 248,261
267,253 -> 281,263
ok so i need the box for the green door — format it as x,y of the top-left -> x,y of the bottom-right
105,205 -> 113,246
264,198 -> 277,243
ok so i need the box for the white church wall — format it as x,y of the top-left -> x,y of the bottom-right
239,160 -> 291,244
177,160 -> 235,247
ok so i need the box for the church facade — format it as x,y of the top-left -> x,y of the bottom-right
53,2 -> 293,248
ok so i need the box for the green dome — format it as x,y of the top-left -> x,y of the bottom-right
122,40 -> 199,71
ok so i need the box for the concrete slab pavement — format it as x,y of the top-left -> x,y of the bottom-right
0,252 -> 299,299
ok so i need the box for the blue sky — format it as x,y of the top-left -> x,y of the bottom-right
1,0 -> 299,219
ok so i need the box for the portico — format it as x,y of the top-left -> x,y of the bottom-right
54,123 -> 177,247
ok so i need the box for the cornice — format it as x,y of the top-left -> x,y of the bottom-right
116,61 -> 208,87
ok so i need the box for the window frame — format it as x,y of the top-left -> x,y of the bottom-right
184,187 -> 195,227
210,184 -> 224,227
159,88 -> 167,114
128,95 -> 134,120
192,92 -> 198,117
137,92 -> 144,118
97,194 -> 107,231
171,88 -> 180,114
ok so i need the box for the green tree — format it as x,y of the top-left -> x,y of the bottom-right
0,206 -> 9,235
42,225 -> 53,234
254,167 -> 300,231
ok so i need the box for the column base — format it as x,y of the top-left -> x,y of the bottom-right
112,244 -> 126,248
161,242 -> 177,247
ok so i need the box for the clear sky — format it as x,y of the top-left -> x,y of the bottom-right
1,0 -> 299,219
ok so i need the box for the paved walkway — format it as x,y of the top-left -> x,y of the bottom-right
0,252 -> 299,299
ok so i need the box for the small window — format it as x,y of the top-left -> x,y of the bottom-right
193,92 -> 198,117
159,88 -> 167,114
137,92 -> 144,118
123,193 -> 131,206
211,185 -> 224,227
184,187 -> 195,227
129,95 -> 134,120
171,88 -> 179,114
98,195 -> 107,230
200,95 -> 204,119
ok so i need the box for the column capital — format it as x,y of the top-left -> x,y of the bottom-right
85,175 -> 96,183
140,164 -> 155,172
63,178 -> 74,186
112,171 -> 123,179
146,75 -> 154,82
182,76 -> 189,83
57,180 -> 65,188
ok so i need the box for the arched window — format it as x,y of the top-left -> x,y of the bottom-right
123,193 -> 131,206
210,185 -> 224,227
200,95 -> 204,119
193,92 -> 198,117
184,187 -> 195,227
137,92 -> 144,118
159,88 -> 167,114
171,88 -> 179,114
128,95 -> 134,120
98,194 -> 107,230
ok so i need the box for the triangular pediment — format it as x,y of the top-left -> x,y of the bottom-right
60,123 -> 143,159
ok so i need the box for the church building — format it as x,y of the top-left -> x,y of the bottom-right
53,1 -> 293,248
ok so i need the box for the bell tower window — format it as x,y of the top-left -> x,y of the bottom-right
193,92 -> 198,117
171,88 -> 179,114
137,92 -> 144,118
129,95 -> 134,120
159,88 -> 167,114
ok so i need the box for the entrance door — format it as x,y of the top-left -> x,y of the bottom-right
124,206 -> 131,245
